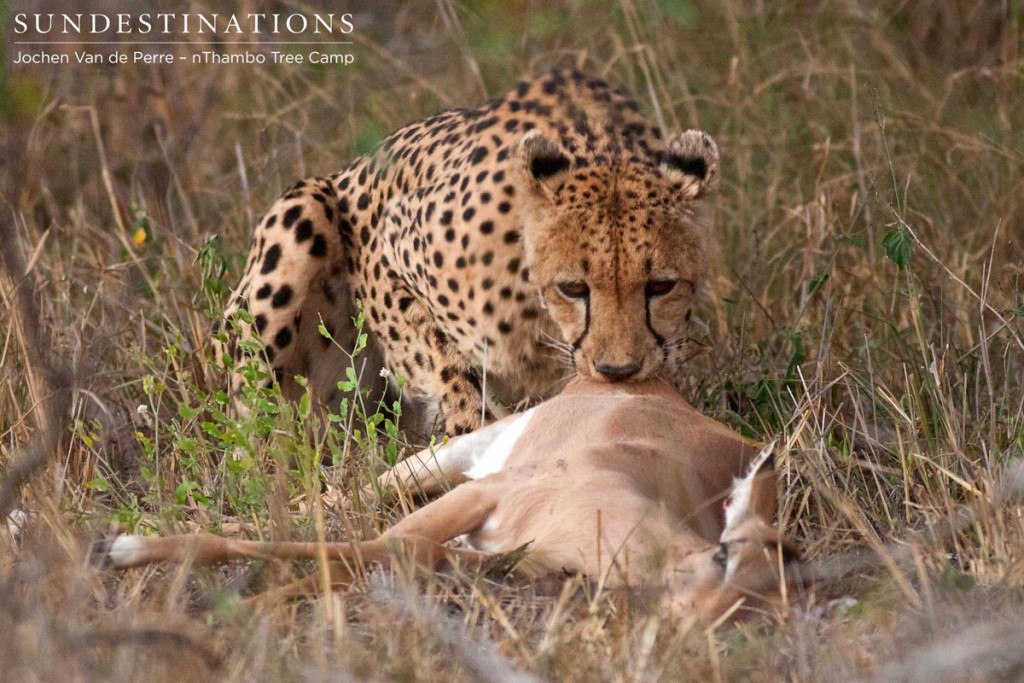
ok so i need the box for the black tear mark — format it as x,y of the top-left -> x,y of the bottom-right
569,294 -> 591,352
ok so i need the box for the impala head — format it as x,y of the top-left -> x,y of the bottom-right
668,443 -> 801,621
516,130 -> 720,382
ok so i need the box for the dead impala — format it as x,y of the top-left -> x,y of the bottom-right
95,377 -> 799,621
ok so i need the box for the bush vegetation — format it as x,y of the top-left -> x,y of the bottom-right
1,1 -> 1022,680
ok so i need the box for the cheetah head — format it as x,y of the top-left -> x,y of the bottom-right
516,129 -> 720,383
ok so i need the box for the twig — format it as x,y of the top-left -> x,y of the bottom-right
0,210 -> 74,518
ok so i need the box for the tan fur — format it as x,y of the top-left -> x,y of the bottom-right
97,378 -> 797,623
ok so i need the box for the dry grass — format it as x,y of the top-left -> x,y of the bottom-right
2,0 -> 1023,680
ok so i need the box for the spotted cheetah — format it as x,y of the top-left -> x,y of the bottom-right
222,69 -> 720,436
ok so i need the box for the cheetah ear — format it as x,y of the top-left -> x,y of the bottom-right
519,131 -> 571,193
659,130 -> 720,200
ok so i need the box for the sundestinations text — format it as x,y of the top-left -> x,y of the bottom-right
13,13 -> 355,36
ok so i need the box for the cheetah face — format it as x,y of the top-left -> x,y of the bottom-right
517,130 -> 720,383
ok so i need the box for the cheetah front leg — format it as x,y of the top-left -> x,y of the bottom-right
370,189 -> 502,437
378,293 -> 489,437
424,326 -> 491,436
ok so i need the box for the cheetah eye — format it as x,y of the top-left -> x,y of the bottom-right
644,279 -> 677,297
556,281 -> 590,299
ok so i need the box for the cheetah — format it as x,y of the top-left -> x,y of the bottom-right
222,69 -> 720,436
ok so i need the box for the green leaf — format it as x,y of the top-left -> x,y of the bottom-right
940,566 -> 976,591
785,332 -> 806,382
808,268 -> 831,296
338,366 -> 359,392
882,228 -> 913,269
136,432 -> 153,458
177,403 -> 200,420
201,421 -> 224,439
831,597 -> 864,618
175,481 -> 209,506
175,481 -> 191,505
354,120 -> 387,156
656,0 -> 698,25
845,233 -> 868,249
237,339 -> 264,353
85,478 -> 110,492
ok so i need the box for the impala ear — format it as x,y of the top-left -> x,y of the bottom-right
519,131 -> 571,194
723,441 -> 775,533
659,130 -> 720,200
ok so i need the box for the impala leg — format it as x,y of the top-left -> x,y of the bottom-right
247,482 -> 502,603
97,480 -> 499,584
354,447 -> 469,508
94,533 -> 291,569
246,573 -> 323,607
354,411 -> 526,507
95,532 -> 440,571
378,478 -> 495,541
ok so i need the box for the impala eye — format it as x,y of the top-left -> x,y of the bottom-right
645,279 -> 677,297
556,281 -> 590,299
713,542 -> 728,569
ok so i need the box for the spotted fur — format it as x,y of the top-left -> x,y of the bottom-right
220,70 -> 720,436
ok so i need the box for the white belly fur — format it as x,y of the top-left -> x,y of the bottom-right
460,517 -> 502,552
464,406 -> 535,480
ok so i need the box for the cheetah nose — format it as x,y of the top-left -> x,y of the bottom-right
594,362 -> 642,381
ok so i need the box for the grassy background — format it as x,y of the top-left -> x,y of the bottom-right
2,0 -> 1023,680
